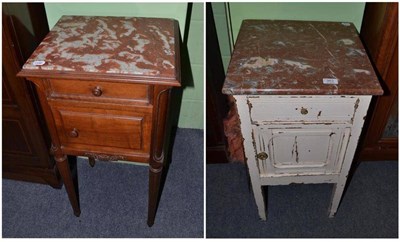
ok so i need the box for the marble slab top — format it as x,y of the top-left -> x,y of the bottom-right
223,20 -> 383,95
20,15 -> 180,85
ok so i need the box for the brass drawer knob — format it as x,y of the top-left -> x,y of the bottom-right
92,86 -> 103,96
69,128 -> 79,138
300,107 -> 308,115
256,152 -> 268,160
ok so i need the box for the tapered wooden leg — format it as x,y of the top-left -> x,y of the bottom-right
328,181 -> 346,218
55,154 -> 81,217
253,183 -> 267,220
147,166 -> 163,227
147,86 -> 171,226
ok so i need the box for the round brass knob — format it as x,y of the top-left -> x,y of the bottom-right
69,128 -> 79,138
300,107 -> 308,115
256,152 -> 268,160
92,86 -> 103,97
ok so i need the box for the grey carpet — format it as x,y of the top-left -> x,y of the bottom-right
3,128 -> 203,238
206,160 -> 398,238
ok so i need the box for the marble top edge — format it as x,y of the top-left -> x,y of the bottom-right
241,19 -> 355,24
222,86 -> 384,96
21,15 -> 179,78
223,19 -> 383,96
18,69 -> 181,87
57,15 -> 179,23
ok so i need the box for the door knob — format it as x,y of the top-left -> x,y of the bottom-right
300,107 -> 308,115
256,152 -> 268,160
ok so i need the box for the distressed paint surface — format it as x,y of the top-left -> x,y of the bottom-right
248,96 -> 358,125
22,16 -> 177,78
235,95 -> 267,220
254,124 -> 351,176
235,95 -> 373,220
222,20 -> 383,95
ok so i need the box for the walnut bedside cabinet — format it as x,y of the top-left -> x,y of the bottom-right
222,20 -> 383,220
18,15 -> 181,226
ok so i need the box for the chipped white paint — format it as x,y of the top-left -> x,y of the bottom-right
261,174 -> 339,185
328,96 -> 372,217
235,94 -> 373,220
254,125 -> 351,176
249,96 -> 356,124
235,95 -> 267,220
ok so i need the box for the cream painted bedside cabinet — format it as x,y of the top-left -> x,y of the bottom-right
222,20 -> 383,220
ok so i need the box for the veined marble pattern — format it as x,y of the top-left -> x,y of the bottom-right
23,16 -> 177,77
223,20 -> 383,95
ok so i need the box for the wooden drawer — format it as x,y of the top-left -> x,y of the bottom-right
47,79 -> 150,104
247,96 -> 359,125
51,104 -> 152,158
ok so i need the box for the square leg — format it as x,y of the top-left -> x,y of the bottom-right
328,180 -> 346,218
252,183 -> 267,220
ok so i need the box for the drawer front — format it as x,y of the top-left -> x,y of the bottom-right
52,104 -> 152,155
48,79 -> 150,104
253,125 -> 350,176
248,96 -> 359,124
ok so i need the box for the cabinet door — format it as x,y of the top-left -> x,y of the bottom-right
253,125 -> 351,176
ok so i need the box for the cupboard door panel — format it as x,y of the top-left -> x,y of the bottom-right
253,125 -> 351,176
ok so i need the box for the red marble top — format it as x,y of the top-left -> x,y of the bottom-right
223,20 -> 383,95
19,15 -> 180,85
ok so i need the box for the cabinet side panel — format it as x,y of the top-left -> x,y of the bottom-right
339,96 -> 372,174
234,95 -> 266,219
